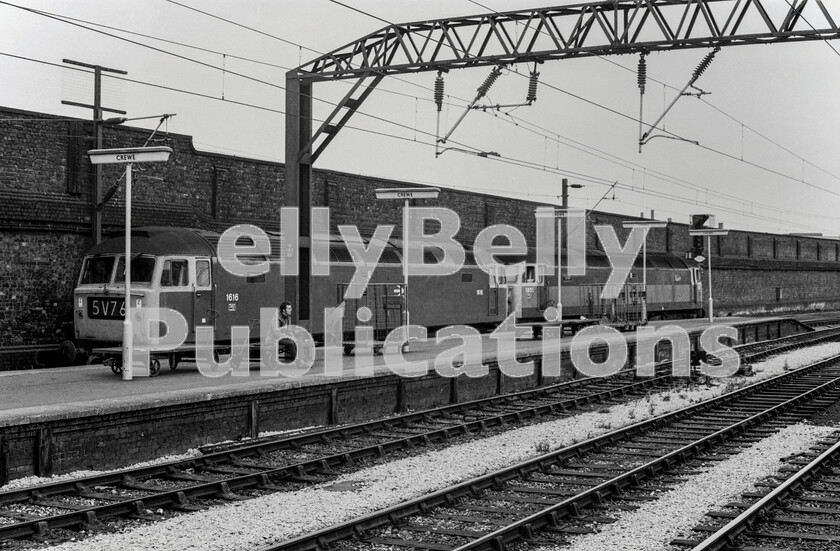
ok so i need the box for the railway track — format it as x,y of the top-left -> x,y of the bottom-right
0,365 -> 685,543
678,433 -> 840,550
799,314 -> 840,330
0,327 -> 835,544
266,355 -> 840,551
738,326 -> 840,363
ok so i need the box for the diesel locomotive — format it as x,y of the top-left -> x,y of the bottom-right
73,226 -> 704,365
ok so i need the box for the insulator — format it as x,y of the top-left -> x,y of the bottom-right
692,47 -> 720,80
434,72 -> 444,112
526,71 -> 539,103
637,54 -> 647,93
476,66 -> 503,99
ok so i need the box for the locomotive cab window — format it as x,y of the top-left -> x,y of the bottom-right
524,266 -> 536,283
161,259 -> 189,287
196,260 -> 211,288
494,269 -> 514,285
492,264 -> 520,285
523,264 -> 545,284
114,256 -> 156,286
79,256 -> 115,285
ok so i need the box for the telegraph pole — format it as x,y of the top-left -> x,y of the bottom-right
62,59 -> 127,244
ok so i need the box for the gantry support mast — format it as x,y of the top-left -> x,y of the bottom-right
286,0 -> 840,325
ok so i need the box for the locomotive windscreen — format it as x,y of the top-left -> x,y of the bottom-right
114,256 -> 156,285
79,257 -> 115,285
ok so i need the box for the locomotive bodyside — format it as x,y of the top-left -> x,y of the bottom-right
74,226 -> 703,357
550,250 -> 702,321
307,245 -> 506,337
499,250 -> 702,324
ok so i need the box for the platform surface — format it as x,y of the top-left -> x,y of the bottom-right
0,316 -> 768,425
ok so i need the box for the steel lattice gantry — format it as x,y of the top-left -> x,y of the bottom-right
285,0 -> 840,324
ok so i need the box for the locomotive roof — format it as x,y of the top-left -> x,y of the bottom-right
587,249 -> 698,269
492,247 -> 697,269
86,227 -> 216,256
85,226 -> 698,269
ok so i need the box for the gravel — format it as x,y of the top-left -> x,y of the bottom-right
554,423 -> 837,551
27,342 -> 840,550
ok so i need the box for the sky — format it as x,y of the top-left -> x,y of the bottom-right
2,0 -> 840,237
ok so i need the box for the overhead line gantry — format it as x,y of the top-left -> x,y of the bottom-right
285,0 -> 840,324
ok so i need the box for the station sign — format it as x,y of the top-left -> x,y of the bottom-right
688,229 -> 730,237
88,146 -> 173,165
622,220 -> 668,228
375,187 -> 441,200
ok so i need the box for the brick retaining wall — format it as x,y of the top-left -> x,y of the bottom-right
0,318 -> 807,483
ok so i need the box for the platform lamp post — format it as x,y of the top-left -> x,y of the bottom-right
688,227 -> 729,323
88,146 -> 173,380
374,187 -> 440,352
622,220 -> 668,323
559,179 -> 583,253
560,178 -> 583,211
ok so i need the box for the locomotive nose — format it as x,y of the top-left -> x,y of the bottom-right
74,288 -> 154,343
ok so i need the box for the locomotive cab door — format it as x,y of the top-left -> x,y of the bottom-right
492,264 -> 520,318
519,264 -> 545,319
494,263 -> 545,319
690,267 -> 702,305
193,258 -> 213,328
487,271 -> 500,317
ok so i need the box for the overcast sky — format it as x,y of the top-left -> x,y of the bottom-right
2,0 -> 840,237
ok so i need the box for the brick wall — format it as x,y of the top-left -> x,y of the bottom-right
712,259 -> 840,314
0,231 -> 85,347
2,105 -> 840,367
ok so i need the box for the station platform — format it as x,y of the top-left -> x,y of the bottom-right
0,316 -> 810,483
0,316 -> 771,422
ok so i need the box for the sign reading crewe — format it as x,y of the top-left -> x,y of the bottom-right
88,146 -> 173,165
375,187 -> 441,200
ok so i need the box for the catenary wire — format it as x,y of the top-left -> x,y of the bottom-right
7,0 -> 837,211
466,0 -> 840,185
2,2 -> 837,232
0,49 -> 827,233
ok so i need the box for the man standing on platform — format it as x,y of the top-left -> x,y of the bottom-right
278,301 -> 297,362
